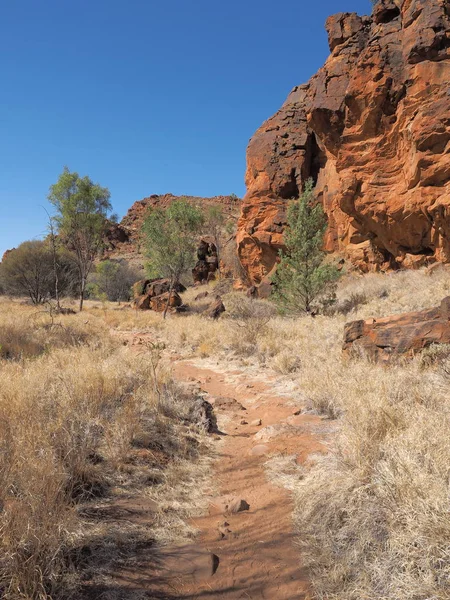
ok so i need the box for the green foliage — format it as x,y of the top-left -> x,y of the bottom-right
142,199 -> 204,283
0,240 -> 77,304
89,260 -> 140,302
48,167 -> 111,310
271,180 -> 340,314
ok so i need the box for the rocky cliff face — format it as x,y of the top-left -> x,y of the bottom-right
237,0 -> 450,284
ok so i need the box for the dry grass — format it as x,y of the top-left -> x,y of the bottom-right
0,299 -> 107,360
293,358 -> 450,600
112,266 -> 450,599
3,265 -> 448,599
0,299 -> 213,599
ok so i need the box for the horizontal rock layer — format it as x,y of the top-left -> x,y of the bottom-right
238,0 -> 450,283
343,296 -> 450,361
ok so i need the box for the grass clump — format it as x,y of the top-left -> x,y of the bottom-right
0,301 -> 212,599
293,357 -> 450,600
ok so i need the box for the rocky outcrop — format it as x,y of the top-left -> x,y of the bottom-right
106,193 -> 241,263
193,240 -> 219,284
133,278 -> 186,311
343,296 -> 450,361
238,0 -> 450,284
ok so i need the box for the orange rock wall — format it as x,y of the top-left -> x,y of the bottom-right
238,0 -> 450,283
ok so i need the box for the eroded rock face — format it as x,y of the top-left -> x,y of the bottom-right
238,0 -> 450,283
343,296 -> 450,361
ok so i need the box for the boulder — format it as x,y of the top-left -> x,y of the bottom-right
132,279 -> 151,299
238,0 -> 450,283
193,240 -> 219,284
147,279 -> 185,298
202,295 -> 225,319
150,291 -> 182,312
135,294 -> 151,310
192,260 -> 210,284
194,291 -> 209,301
343,297 -> 450,362
133,278 -> 186,309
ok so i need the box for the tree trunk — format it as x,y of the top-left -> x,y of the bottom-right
163,278 -> 174,320
79,278 -> 85,312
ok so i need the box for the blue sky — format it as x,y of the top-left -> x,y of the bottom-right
0,0 -> 371,257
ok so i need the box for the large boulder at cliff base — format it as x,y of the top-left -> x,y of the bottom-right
343,297 -> 450,362
237,0 -> 450,283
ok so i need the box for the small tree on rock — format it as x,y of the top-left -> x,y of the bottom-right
142,199 -> 204,318
271,179 -> 340,314
48,167 -> 111,311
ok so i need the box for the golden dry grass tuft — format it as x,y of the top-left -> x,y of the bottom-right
0,299 -> 213,599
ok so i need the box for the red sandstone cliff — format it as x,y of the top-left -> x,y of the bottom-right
238,0 -> 450,283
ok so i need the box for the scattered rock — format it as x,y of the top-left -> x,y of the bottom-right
250,444 -> 270,456
210,396 -> 247,412
188,399 -> 218,433
210,496 -> 250,516
254,423 -> 303,443
161,545 -> 220,581
240,419 -> 248,425
217,521 -> 234,540
250,419 -> 262,427
343,297 -> 450,362
202,295 -> 225,319
194,291 -> 209,301
55,306 -> 76,315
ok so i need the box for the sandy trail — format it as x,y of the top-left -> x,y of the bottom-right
154,356 -> 328,600
86,337 -> 330,599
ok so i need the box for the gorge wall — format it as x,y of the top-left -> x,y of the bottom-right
237,0 -> 450,284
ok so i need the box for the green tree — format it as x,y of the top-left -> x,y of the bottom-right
0,240 -> 77,304
48,167 -> 111,311
90,260 -> 140,302
142,199 -> 204,318
271,180 -> 340,314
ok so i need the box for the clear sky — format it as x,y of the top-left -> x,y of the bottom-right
0,0 -> 371,257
